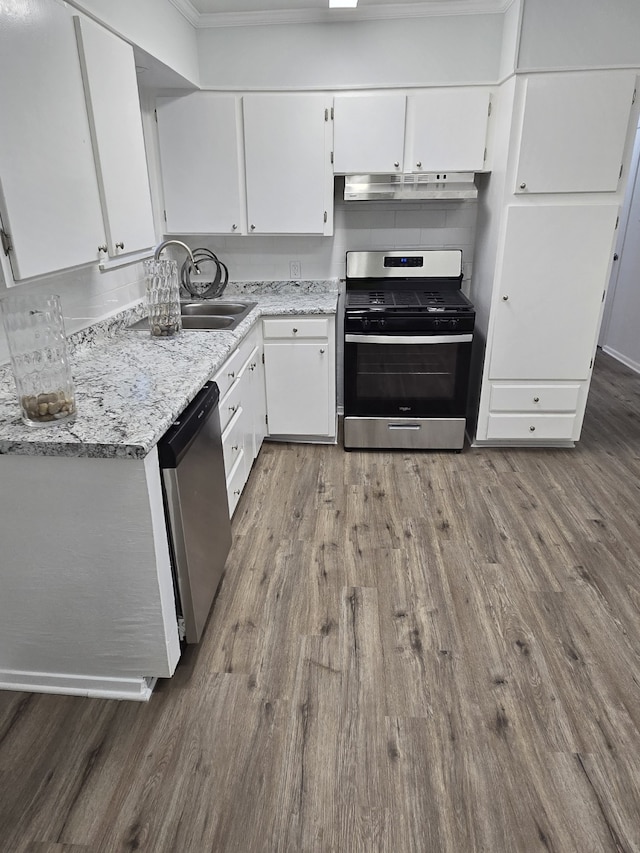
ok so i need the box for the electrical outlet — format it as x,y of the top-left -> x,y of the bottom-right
289,260 -> 301,280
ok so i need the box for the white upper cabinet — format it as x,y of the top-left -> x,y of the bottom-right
405,88 -> 490,173
0,1 -> 105,280
514,71 -> 637,194
333,93 -> 407,174
156,94 -> 243,235
489,203 -> 619,381
243,94 -> 333,235
74,16 -> 155,258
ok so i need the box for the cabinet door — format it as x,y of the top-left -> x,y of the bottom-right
156,94 -> 243,235
333,93 -> 406,174
74,16 -> 155,257
489,204 -> 619,381
0,2 -> 105,280
515,71 -> 637,194
406,89 -> 490,173
264,341 -> 332,436
243,94 -> 332,235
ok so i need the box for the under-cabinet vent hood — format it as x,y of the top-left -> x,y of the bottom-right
344,172 -> 478,201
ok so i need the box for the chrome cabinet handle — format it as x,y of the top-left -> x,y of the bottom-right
320,348 -> 325,354
234,489 -> 241,496
229,404 -> 238,413
519,182 -> 527,190
529,425 -> 536,432
394,161 -> 400,168
502,295 -> 509,301
232,224 -> 237,231
533,396 -> 540,403
228,371 -> 235,378
98,244 -> 107,253
250,224 -> 255,231
232,444 -> 239,452
115,241 -> 124,250
292,328 -> 298,334
416,161 -> 422,168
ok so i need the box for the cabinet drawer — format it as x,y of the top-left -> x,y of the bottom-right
213,347 -> 243,399
490,384 -> 580,413
219,379 -> 243,433
237,324 -> 259,367
263,317 -> 329,340
487,414 -> 576,441
226,450 -> 247,517
222,407 -> 244,475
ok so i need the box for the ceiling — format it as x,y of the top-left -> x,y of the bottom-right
174,0 -> 511,25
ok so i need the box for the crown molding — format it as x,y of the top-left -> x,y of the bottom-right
177,1 -> 512,29
167,0 -> 202,27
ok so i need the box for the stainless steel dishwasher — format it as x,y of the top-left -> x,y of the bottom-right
158,381 -> 232,643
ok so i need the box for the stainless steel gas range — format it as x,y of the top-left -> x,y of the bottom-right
343,249 -> 475,451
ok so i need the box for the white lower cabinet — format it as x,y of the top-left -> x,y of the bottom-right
263,316 -> 336,440
480,380 -> 586,443
214,325 -> 265,517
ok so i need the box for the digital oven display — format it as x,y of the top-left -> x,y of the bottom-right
384,256 -> 424,268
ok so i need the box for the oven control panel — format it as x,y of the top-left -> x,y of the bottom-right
345,314 -> 475,333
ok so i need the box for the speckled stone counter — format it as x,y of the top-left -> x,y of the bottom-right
0,282 -> 339,459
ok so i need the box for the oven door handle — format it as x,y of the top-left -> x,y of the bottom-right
345,333 -> 473,344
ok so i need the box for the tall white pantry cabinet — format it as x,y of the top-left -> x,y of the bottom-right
473,69 -> 639,445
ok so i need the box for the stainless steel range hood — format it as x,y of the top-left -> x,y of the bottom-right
344,172 -> 478,201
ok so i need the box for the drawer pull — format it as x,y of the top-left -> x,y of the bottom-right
502,295 -> 509,301
234,489 -> 241,496
320,348 -> 325,354
292,327 -> 298,334
229,405 -> 238,414
529,425 -> 536,432
533,396 -> 540,403
228,371 -> 235,379
232,444 -> 239,452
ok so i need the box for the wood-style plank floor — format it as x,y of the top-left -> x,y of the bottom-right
2,350 -> 640,853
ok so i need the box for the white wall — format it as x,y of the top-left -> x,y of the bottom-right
600,122 -> 640,373
66,0 -> 200,85
196,14 -> 504,90
518,0 -> 640,71
499,0 -> 522,81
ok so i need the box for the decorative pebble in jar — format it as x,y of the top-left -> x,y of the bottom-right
0,292 -> 77,427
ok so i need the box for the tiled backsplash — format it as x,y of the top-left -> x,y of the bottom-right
0,198 -> 478,364
0,261 -> 147,365
187,198 -> 478,292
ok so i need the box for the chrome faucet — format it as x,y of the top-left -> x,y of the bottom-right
153,239 -> 200,272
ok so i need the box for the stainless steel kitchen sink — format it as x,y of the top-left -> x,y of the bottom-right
181,301 -> 255,316
128,300 -> 257,332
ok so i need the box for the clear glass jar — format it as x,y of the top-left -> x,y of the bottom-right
144,258 -> 182,337
0,292 -> 77,428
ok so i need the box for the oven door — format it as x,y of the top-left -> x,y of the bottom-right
344,332 -> 473,418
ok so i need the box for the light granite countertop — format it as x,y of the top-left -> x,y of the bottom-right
0,282 -> 340,459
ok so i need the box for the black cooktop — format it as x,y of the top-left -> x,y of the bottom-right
346,288 -> 473,312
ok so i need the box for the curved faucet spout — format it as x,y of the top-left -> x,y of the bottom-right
153,239 -> 197,269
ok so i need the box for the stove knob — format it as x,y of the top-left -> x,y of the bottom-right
361,318 -> 370,330
378,318 -> 386,328
433,318 -> 441,328
450,318 -> 459,329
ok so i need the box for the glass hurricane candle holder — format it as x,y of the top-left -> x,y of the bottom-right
144,258 -> 182,337
0,292 -> 77,428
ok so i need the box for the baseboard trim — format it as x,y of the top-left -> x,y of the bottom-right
602,346 -> 640,376
0,669 -> 156,701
